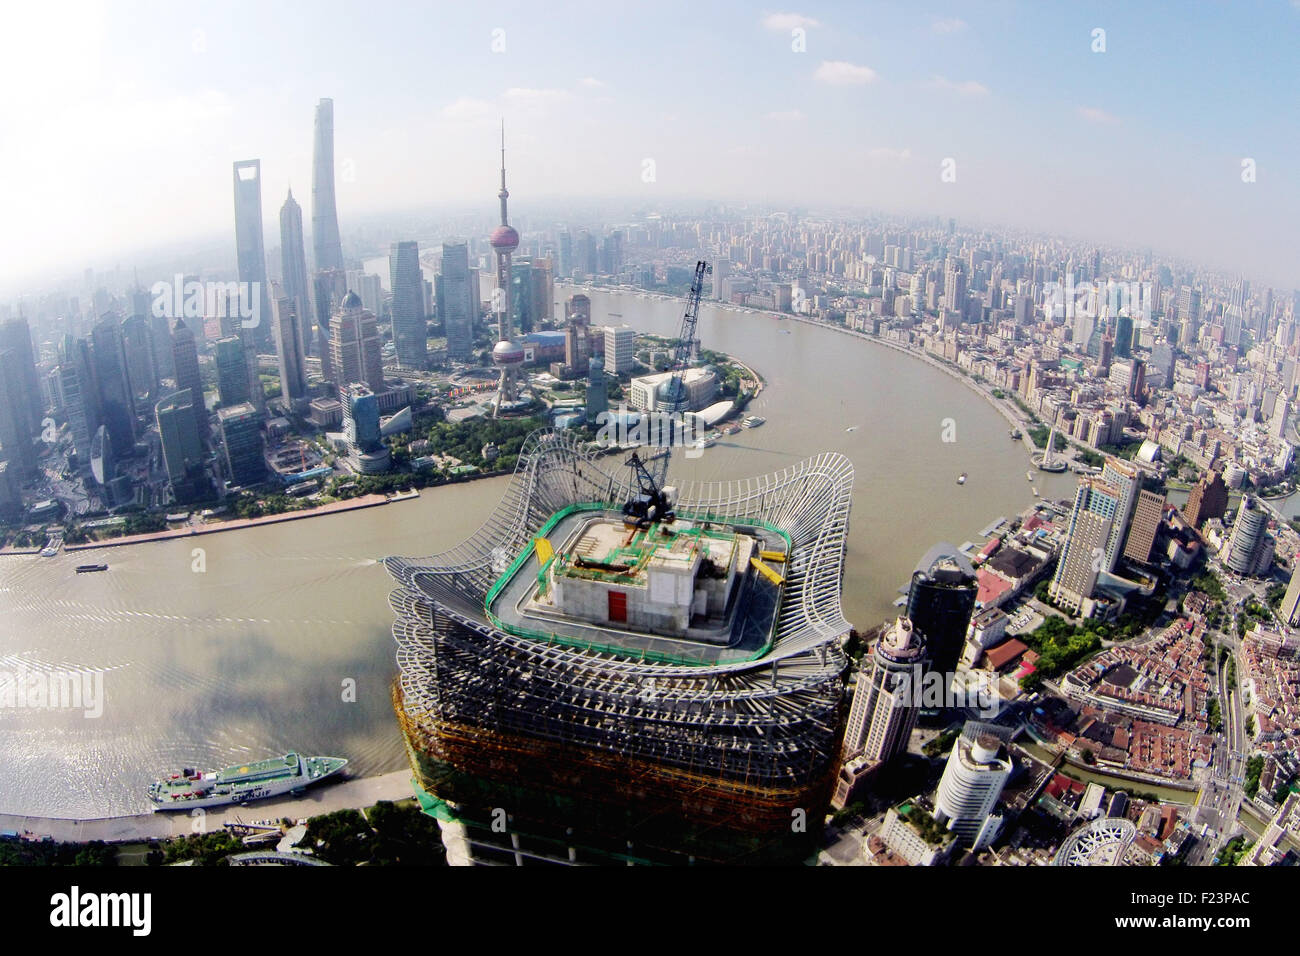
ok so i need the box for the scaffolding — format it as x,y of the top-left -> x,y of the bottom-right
384,428 -> 855,862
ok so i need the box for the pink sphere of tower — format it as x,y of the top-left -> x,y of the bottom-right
492,339 -> 525,366
490,225 -> 520,250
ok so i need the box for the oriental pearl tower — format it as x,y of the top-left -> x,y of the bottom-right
489,123 -> 524,416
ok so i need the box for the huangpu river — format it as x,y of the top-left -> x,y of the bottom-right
0,288 -> 1082,817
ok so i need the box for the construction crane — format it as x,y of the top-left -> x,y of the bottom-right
622,260 -> 711,529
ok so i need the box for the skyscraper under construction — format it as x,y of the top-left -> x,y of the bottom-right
384,430 -> 855,864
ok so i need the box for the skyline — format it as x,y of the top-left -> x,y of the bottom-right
3,1 -> 1300,294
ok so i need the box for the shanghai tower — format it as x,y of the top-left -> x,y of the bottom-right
311,97 -> 344,273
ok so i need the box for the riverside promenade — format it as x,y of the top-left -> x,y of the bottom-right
62,491 -> 418,553
0,770 -> 415,844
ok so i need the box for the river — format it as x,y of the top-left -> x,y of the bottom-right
0,287 -> 1082,817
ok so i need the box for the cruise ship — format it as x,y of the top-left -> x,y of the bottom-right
148,752 -> 347,811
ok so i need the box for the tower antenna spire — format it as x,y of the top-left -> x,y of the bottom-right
498,120 -> 509,225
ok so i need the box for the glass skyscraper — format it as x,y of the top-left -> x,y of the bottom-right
389,241 -> 427,369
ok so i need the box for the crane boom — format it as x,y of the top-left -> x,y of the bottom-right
650,260 -> 711,485
621,259 -> 710,528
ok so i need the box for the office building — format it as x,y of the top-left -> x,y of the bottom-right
437,241 -> 475,361
832,616 -> 927,809
389,241 -> 427,369
0,348 -> 38,480
1184,470 -> 1229,528
329,291 -> 384,394
1099,458 -> 1142,571
55,338 -> 93,468
905,544 -> 978,678
272,290 -> 308,404
1114,314 -> 1134,358
604,324 -> 635,375
564,317 -> 590,375
279,188 -> 313,359
878,801 -> 957,865
1050,477 -> 1121,616
171,318 -> 204,422
1226,497 -> 1270,576
90,314 -> 136,456
311,98 -> 345,273
354,272 -> 383,318
120,313 -> 158,404
313,268 -> 346,367
1122,489 -> 1166,565
1278,564 -> 1300,628
585,362 -> 608,424
934,722 -> 1013,850
214,336 -> 252,407
155,388 -> 208,504
342,382 -> 390,475
0,317 -> 43,434
232,159 -> 272,347
217,402 -> 265,487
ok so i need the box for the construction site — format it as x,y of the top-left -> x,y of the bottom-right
383,261 -> 856,863
384,426 -> 855,863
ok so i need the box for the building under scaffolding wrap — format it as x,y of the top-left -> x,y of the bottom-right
383,428 -> 855,864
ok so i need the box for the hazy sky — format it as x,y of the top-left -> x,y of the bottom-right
3,0 -> 1299,292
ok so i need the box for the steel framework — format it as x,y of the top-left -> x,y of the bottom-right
384,428 -> 855,857
1053,817 -> 1138,866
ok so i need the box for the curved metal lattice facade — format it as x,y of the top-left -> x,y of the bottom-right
1053,817 -> 1139,866
384,429 -> 855,852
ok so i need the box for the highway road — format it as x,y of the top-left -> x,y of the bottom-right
1190,637 -> 1249,864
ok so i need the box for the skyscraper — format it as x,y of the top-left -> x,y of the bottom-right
1226,497 -> 1269,576
233,159 -> 272,348
279,188 -> 313,360
1278,563 -> 1300,628
584,361 -> 607,424
120,313 -> 158,404
437,241 -> 474,361
1099,457 -> 1141,571
384,433 -> 855,864
564,299 -> 591,373
329,291 -> 383,395
0,348 -> 38,480
149,312 -> 175,382
272,290 -> 308,405
1185,469 -> 1229,528
0,317 -> 42,434
217,402 -> 265,487
171,319 -> 204,416
905,544 -> 978,678
934,722 -> 1013,850
311,98 -> 344,273
558,229 -> 573,278
313,268 -> 347,370
389,241 -> 427,369
90,314 -> 136,456
1122,489 -> 1166,565
1050,477 -> 1121,615
489,126 -> 524,414
1114,314 -> 1134,358
214,336 -> 252,407
155,388 -> 207,504
832,616 -> 927,809
56,336 -> 93,468
603,325 -> 635,374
